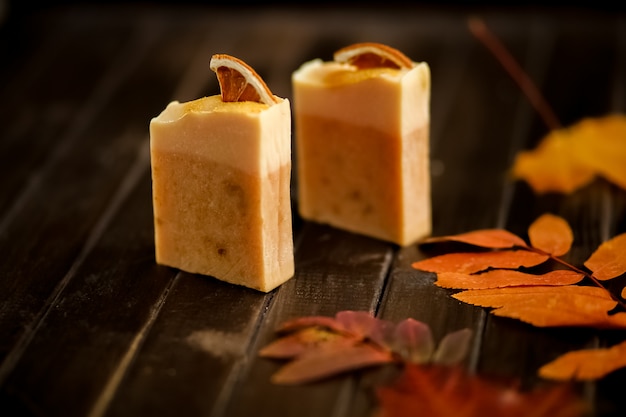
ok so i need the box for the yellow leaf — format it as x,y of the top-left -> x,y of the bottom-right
512,114 -> 626,194
568,114 -> 626,190
453,286 -> 626,329
528,213 -> 573,256
539,340 -> 626,381
512,129 -> 595,194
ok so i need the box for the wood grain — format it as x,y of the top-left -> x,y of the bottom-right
0,5 -> 624,417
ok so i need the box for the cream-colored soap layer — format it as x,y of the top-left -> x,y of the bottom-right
292,59 -> 430,134
150,95 -> 291,176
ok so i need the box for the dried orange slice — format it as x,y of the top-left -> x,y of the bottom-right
333,42 -> 413,70
209,53 -> 278,105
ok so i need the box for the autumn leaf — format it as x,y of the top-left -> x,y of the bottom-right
260,311 -> 472,384
375,364 -> 588,417
412,250 -> 549,275
258,327 -> 354,359
567,114 -> 626,191
431,328 -> 473,366
270,343 -> 393,385
512,114 -> 626,194
453,286 -> 626,329
471,16 -> 626,195
528,213 -> 574,257
584,232 -> 626,281
435,269 -> 584,290
414,214 -> 626,327
424,229 -> 527,249
539,340 -> 626,381
512,126 -> 596,194
389,318 -> 434,363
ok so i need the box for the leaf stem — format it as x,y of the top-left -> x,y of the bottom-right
468,17 -> 562,131
529,247 -> 626,312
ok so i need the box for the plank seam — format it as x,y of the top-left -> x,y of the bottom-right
87,271 -> 182,417
0,18 -> 161,237
0,136 -> 151,386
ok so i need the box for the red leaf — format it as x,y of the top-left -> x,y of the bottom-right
432,328 -> 473,366
390,318 -> 434,364
258,327 -> 354,359
435,269 -> 584,290
412,250 -> 549,274
424,229 -> 528,249
376,364 -> 587,417
261,311 -> 474,385
276,315 -> 345,334
270,343 -> 394,384
336,310 -> 393,342
528,213 -> 574,256
584,232 -> 626,280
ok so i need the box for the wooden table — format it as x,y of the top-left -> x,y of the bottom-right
1,3 -> 625,416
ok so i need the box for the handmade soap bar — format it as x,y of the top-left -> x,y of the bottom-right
150,54 -> 294,292
292,43 -> 431,246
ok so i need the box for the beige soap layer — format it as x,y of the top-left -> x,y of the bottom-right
293,59 -> 431,246
150,96 -> 294,292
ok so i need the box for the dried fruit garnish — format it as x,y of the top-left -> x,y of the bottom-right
333,42 -> 413,69
209,53 -> 278,105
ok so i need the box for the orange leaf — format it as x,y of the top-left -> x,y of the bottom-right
528,213 -> 573,256
584,232 -> 626,281
453,286 -> 626,329
376,364 -> 587,417
412,250 -> 549,274
435,269 -> 584,290
270,343 -> 393,384
424,229 -> 527,249
539,340 -> 626,381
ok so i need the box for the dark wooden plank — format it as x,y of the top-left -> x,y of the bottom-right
0,9 -> 217,416
427,13 -> 540,233
217,12 -> 471,416
0,5 -> 624,417
219,223 -> 393,417
102,11 -> 420,417
0,11 -> 134,219
0,13 -> 162,365
103,270 -> 272,417
0,167 -> 178,417
475,12 -> 626,417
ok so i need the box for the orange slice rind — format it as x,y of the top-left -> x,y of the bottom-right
209,53 -> 278,105
333,42 -> 414,70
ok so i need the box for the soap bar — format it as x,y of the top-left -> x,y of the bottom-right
292,43 -> 431,246
150,55 -> 294,292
